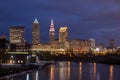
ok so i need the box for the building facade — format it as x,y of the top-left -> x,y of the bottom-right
49,19 -> 55,43
70,39 -> 91,53
59,27 -> 68,43
32,18 -> 40,45
9,26 -> 25,51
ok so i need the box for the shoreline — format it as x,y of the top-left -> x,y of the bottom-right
40,54 -> 120,65
1,55 -> 120,79
53,55 -> 120,65
0,61 -> 52,79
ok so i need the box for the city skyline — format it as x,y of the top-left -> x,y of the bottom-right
0,0 -> 120,45
0,18 -> 118,46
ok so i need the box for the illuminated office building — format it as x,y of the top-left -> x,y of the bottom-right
9,26 -> 25,51
49,19 -> 55,43
32,18 -> 40,45
70,39 -> 91,53
59,27 -> 68,43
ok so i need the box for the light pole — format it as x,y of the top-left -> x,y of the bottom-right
26,55 -> 29,64
10,55 -> 15,68
10,55 -> 14,64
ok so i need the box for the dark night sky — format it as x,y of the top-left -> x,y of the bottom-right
0,0 -> 120,46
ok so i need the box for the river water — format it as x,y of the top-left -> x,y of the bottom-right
8,61 -> 120,80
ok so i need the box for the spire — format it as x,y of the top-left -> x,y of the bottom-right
49,19 -> 55,32
51,19 -> 54,25
34,18 -> 39,23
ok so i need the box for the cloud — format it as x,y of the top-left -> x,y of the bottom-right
0,0 -> 120,44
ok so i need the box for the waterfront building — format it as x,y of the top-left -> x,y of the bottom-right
59,27 -> 68,49
70,39 -> 91,53
49,19 -> 55,43
50,39 -> 59,49
32,18 -> 40,45
31,44 -> 50,51
9,26 -> 25,51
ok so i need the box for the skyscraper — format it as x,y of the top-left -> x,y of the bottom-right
49,19 -> 55,43
10,26 -> 24,44
32,18 -> 40,45
9,26 -> 25,51
59,27 -> 68,43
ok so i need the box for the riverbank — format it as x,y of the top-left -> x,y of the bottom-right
42,54 -> 120,65
73,56 -> 120,65
37,51 -> 120,65
0,61 -> 53,79
70,55 -> 120,65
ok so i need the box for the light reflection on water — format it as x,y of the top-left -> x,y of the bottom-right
9,61 -> 120,80
109,65 -> 113,80
36,71 -> 38,80
68,61 -> 70,80
50,65 -> 54,80
26,74 -> 30,80
97,72 -> 100,80
79,62 -> 82,80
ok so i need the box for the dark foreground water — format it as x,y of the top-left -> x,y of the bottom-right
6,61 -> 120,80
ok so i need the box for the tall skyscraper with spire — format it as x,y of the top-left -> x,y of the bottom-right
32,18 -> 40,45
49,19 -> 55,43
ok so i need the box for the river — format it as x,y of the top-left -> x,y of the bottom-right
6,61 -> 120,80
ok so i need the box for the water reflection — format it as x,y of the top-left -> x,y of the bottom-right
93,63 -> 96,78
36,71 -> 38,80
109,65 -> 113,80
49,61 -> 71,80
48,62 -> 115,80
11,62 -> 120,80
79,62 -> 82,80
59,62 -> 69,80
26,74 -> 30,80
97,72 -> 100,80
68,62 -> 70,80
50,66 -> 54,80
10,78 -> 14,80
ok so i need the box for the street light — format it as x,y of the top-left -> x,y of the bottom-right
26,56 -> 29,64
96,48 -> 100,52
10,55 -> 14,64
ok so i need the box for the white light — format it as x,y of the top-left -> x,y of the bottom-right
13,61 -> 15,64
10,60 -> 12,64
27,56 -> 29,59
36,71 -> 38,80
18,60 -> 20,63
11,55 -> 14,58
26,74 -> 30,80
21,60 -> 23,63
96,48 -> 100,52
